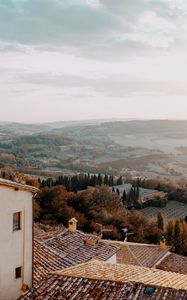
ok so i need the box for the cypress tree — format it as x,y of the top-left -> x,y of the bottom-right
109,175 -> 114,186
104,174 -> 109,185
116,188 -> 120,196
174,220 -> 182,254
157,212 -> 164,231
117,176 -> 123,185
98,173 -> 103,185
166,220 -> 173,244
122,189 -> 127,206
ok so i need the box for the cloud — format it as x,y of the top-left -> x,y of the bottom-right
0,0 -> 187,122
0,0 -> 185,59
0,0 -> 120,45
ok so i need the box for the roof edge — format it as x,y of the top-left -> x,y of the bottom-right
0,178 -> 39,194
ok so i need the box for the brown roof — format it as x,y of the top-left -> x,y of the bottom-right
58,260 -> 187,291
33,240 -> 73,284
157,253 -> 187,275
43,229 -> 118,264
128,243 -> 171,267
22,274 -> 187,300
34,230 -> 118,284
0,178 -> 38,193
106,241 -> 171,267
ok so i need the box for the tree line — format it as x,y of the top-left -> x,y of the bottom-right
157,212 -> 187,255
41,173 -> 123,191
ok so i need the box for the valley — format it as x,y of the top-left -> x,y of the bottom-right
1,120 -> 187,179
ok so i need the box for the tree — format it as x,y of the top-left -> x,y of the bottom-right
109,175 -> 114,186
136,186 -> 140,201
91,185 -> 122,215
122,190 -> 127,206
174,220 -> 182,254
117,176 -> 123,185
136,224 -> 145,243
116,188 -> 120,196
104,174 -> 109,185
157,212 -> 164,231
98,173 -> 103,185
128,188 -> 135,209
165,220 -> 173,244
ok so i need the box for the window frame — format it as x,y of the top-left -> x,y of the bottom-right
13,211 -> 21,231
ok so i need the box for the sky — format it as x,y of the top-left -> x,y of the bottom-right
1,0 -> 187,123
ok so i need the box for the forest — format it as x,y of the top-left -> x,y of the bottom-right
1,167 -> 187,255
34,183 -> 187,256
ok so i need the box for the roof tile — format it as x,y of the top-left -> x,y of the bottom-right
58,260 -> 187,291
22,274 -> 187,300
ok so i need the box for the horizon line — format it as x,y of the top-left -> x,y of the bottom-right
1,117 -> 187,125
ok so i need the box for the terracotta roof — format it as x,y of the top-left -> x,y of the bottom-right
43,229 -> 118,264
0,178 -> 38,193
33,240 -> 73,284
58,260 -> 187,291
34,230 -> 118,284
157,253 -> 187,275
111,242 -> 140,266
127,243 -> 170,267
105,241 -> 171,267
22,274 -> 187,300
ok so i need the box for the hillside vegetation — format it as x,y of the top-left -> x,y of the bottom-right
1,120 -> 187,178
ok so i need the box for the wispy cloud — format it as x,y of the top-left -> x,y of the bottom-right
0,0 -> 187,122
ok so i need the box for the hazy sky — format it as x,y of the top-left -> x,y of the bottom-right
1,0 -> 187,123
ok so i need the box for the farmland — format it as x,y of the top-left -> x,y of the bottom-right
1,120 -> 187,178
141,201 -> 187,222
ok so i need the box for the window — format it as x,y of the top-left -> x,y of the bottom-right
13,212 -> 21,231
144,287 -> 156,295
15,267 -> 22,279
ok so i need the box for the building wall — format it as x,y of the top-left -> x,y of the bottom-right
0,185 -> 33,300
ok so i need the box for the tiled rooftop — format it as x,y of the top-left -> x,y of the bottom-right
22,274 -> 187,300
127,243 -> 170,267
157,253 -> 187,275
34,229 -> 118,283
58,260 -> 187,291
43,229 -> 118,264
105,241 -> 171,267
33,240 -> 73,284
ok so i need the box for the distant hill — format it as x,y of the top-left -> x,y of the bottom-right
1,119 -> 187,178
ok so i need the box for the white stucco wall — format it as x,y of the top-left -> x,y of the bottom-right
0,185 -> 33,300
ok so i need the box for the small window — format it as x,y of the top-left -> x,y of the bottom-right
15,267 -> 22,279
13,212 -> 21,231
144,287 -> 156,295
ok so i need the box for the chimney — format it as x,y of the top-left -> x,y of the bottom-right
84,238 -> 99,246
160,236 -> 166,250
68,218 -> 78,233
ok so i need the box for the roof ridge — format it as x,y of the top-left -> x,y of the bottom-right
49,273 -> 187,293
103,239 -> 166,247
56,261 -> 90,275
40,228 -> 68,242
126,244 -> 142,266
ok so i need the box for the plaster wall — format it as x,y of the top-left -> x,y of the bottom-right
0,186 -> 33,300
